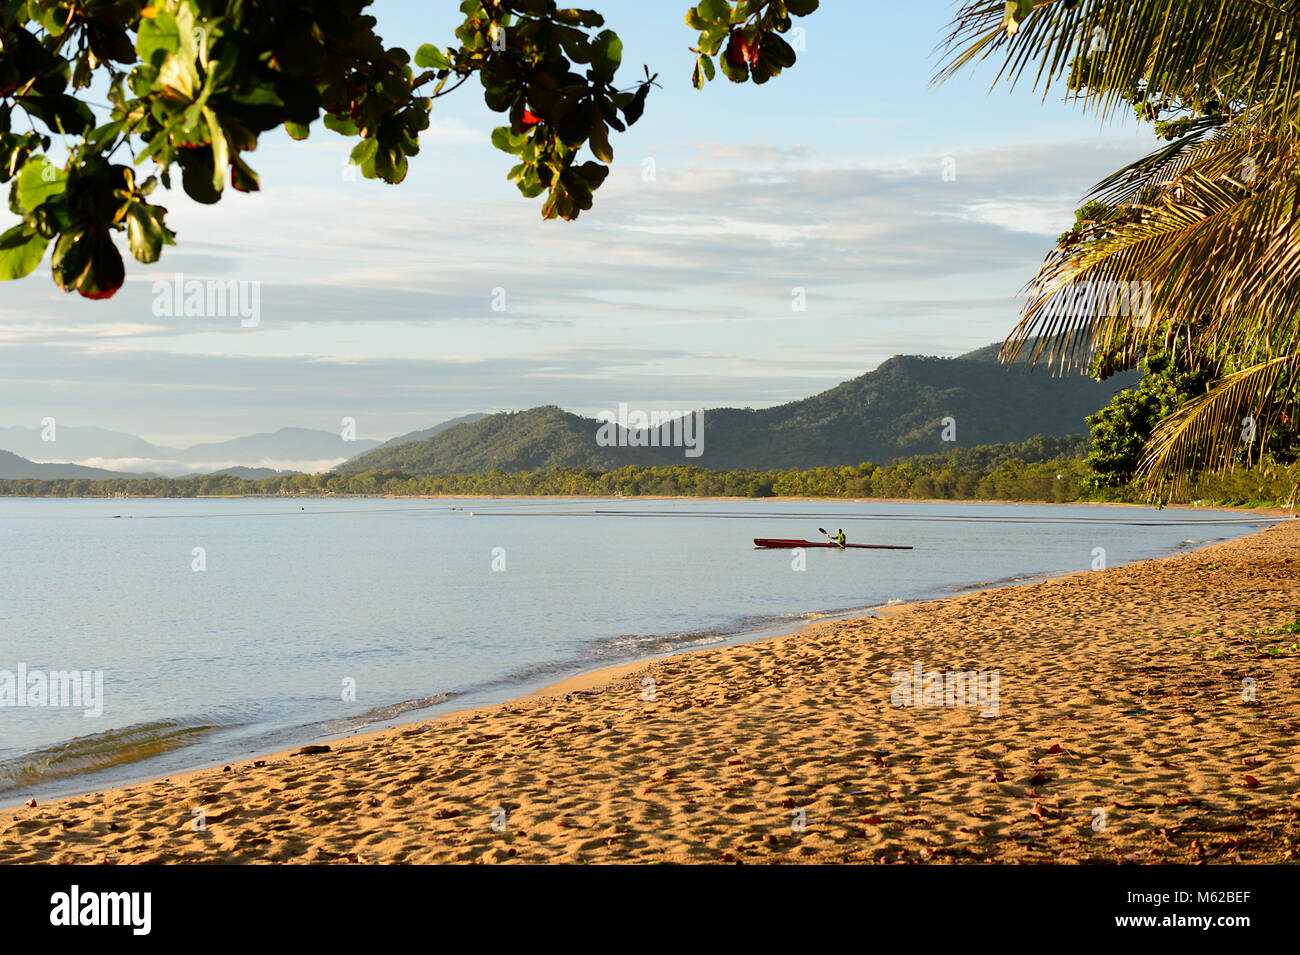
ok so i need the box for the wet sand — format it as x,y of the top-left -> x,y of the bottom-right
3,521 -> 1299,864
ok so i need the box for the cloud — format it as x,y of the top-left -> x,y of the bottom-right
0,136 -> 1148,443
957,198 -> 1081,236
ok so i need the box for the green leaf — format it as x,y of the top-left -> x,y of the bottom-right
699,23 -> 728,55
554,8 -> 604,27
39,3 -> 68,36
16,157 -> 67,212
323,114 -> 359,137
719,50 -> 749,83
0,225 -> 49,280
576,161 -> 609,188
124,202 -> 172,264
203,107 -> 229,193
760,33 -> 796,70
557,26 -> 593,63
624,83 -> 650,124
555,99 -> 595,146
178,148 -> 221,204
484,84 -> 516,112
136,10 -> 182,65
591,30 -> 623,82
491,126 -> 527,154
589,117 -> 613,162
231,157 -> 260,193
51,232 -> 83,291
86,121 -> 125,152
15,93 -> 95,137
350,138 -> 378,165
414,44 -> 450,70
698,0 -> 731,22
372,141 -> 408,184
284,121 -> 311,141
156,41 -> 201,99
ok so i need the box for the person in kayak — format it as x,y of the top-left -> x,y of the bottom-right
833,528 -> 846,549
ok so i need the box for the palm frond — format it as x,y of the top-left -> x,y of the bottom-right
1007,157 -> 1300,373
938,1 -> 1300,126
944,2 -> 1300,493
1138,354 -> 1300,494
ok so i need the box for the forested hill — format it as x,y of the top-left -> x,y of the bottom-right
336,345 -> 1136,475
338,406 -> 634,474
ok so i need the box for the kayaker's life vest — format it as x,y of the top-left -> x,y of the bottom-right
835,531 -> 846,546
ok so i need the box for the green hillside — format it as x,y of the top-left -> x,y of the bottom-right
335,345 -> 1136,475
335,406 -> 658,474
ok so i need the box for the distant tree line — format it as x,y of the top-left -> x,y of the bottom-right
2,432 -> 1291,506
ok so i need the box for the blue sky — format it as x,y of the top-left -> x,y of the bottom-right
1,0 -> 1158,450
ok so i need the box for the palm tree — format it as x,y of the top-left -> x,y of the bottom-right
938,0 -> 1300,499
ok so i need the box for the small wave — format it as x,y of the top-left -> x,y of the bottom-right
0,717 -> 230,792
312,694 -> 451,736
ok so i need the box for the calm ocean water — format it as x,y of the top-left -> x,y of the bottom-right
0,496 -> 1276,803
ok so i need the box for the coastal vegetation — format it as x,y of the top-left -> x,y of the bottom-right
944,3 -> 1300,500
4,432 -> 1294,506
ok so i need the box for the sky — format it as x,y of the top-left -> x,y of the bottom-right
0,0 -> 1160,448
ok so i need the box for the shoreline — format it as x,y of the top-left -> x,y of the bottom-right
0,605 -> 868,809
4,520 -> 1298,863
0,591 -> 940,811
0,490 -> 1289,514
0,508 -> 1270,810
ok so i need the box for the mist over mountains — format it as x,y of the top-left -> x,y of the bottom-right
0,426 -> 380,479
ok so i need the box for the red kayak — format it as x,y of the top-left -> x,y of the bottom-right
754,538 -> 913,550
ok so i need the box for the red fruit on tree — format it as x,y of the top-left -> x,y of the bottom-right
521,109 -> 541,126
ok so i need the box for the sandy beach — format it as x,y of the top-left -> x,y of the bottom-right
4,520 -> 1299,864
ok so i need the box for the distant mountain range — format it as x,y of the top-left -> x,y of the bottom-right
0,426 -> 382,478
0,451 -> 311,482
336,343 -> 1137,475
0,449 -> 153,480
1,344 -> 1136,482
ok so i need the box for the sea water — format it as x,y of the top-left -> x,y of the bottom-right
0,496 -> 1274,803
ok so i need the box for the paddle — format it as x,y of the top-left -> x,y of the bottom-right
818,527 -> 840,546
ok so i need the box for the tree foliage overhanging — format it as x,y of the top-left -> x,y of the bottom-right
941,1 -> 1300,499
0,0 -> 818,297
